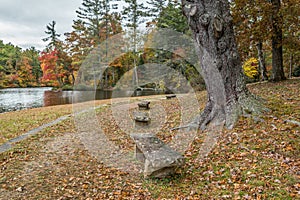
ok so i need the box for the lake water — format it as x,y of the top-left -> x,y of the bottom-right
0,87 -> 161,113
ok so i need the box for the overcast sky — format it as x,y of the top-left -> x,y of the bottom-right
0,0 -> 86,50
0,0 -> 151,51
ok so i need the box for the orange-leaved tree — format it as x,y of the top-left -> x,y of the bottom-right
17,57 -> 35,87
39,49 -> 64,88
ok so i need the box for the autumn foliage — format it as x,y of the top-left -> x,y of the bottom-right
39,49 -> 63,87
1,0 -> 299,89
0,41 -> 41,88
242,57 -> 259,79
17,57 -> 35,87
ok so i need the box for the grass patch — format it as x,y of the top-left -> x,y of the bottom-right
0,105 -> 73,144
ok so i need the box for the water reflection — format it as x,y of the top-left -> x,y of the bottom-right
43,90 -> 73,107
44,90 -> 116,106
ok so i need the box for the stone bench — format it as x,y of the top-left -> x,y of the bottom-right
134,112 -> 150,123
138,101 -> 150,110
130,133 -> 184,178
166,94 -> 177,99
134,112 -> 151,128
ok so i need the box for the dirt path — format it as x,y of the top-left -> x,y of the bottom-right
0,95 -> 167,154
0,94 -> 175,199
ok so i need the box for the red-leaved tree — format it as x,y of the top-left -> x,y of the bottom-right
39,49 -> 64,88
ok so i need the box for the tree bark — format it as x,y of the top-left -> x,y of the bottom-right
256,42 -> 268,81
270,0 -> 286,82
181,0 -> 267,129
289,54 -> 293,78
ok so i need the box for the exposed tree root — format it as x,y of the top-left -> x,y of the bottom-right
171,93 -> 270,131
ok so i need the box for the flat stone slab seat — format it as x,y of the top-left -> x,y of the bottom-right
130,133 -> 185,178
166,94 -> 177,99
138,101 -> 150,110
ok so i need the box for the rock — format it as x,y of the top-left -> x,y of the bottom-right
130,133 -> 184,178
138,101 -> 150,110
253,116 -> 265,123
166,94 -> 176,99
134,112 -> 151,128
134,112 -> 150,123
16,187 -> 23,192
274,179 -> 281,184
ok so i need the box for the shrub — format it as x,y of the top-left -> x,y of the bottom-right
243,57 -> 259,79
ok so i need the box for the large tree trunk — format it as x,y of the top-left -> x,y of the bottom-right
270,0 -> 286,82
256,42 -> 268,81
181,0 -> 267,129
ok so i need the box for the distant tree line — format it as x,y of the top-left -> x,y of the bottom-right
0,40 -> 41,88
0,0 -> 299,89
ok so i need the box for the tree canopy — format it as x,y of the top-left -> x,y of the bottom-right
0,0 -> 299,90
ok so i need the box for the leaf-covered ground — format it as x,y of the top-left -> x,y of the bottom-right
0,78 -> 299,199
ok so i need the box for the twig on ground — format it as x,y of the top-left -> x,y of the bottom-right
285,119 -> 300,126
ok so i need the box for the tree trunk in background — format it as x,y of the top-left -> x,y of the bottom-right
256,42 -> 268,81
289,54 -> 293,78
181,0 -> 267,129
271,0 -> 286,82
112,69 -> 115,83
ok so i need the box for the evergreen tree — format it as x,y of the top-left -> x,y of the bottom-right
42,21 -> 61,51
70,0 -> 122,88
76,0 -> 115,46
147,0 -> 166,18
42,21 -> 72,88
122,0 -> 149,32
122,0 -> 150,50
122,0 -> 149,86
156,0 -> 189,34
65,19 -> 91,70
